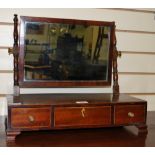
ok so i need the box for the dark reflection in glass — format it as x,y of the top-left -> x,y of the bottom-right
24,22 -> 111,81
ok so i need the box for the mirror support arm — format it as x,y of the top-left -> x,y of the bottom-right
112,24 -> 120,94
10,14 -> 20,96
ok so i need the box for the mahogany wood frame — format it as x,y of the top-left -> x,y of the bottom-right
6,93 -> 148,142
13,14 -> 19,86
13,15 -> 119,92
6,15 -> 148,143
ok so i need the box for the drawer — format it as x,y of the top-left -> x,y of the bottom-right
54,106 -> 111,127
11,107 -> 51,129
114,105 -> 146,125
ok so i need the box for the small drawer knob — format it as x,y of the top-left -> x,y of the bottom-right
128,112 -> 134,118
28,115 -> 35,122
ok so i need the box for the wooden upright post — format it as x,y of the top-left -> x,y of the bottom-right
13,14 -> 20,95
112,25 -> 119,94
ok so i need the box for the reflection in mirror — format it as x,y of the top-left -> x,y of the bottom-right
24,22 -> 111,81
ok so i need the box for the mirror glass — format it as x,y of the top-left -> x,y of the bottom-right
24,21 -> 111,81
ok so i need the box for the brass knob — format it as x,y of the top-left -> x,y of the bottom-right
8,47 -> 19,55
118,51 -> 122,58
128,112 -> 134,118
8,48 -> 13,55
28,115 -> 35,122
81,108 -> 86,118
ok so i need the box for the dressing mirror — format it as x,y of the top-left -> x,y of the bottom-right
19,16 -> 115,87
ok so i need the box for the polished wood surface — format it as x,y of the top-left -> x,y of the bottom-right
114,105 -> 146,125
54,106 -> 111,127
7,93 -> 146,105
11,107 -> 51,129
6,93 -> 147,142
1,111 -> 155,146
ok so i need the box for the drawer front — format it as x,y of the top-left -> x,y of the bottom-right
54,106 -> 111,127
11,107 -> 51,129
114,105 -> 146,125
